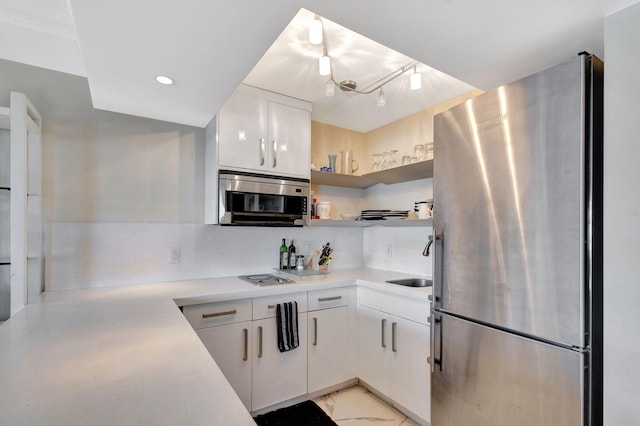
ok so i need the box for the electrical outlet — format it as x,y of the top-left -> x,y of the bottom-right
386,243 -> 393,258
169,248 -> 181,264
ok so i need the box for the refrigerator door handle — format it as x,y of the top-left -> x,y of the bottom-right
429,311 -> 443,372
433,233 -> 444,308
429,310 -> 435,372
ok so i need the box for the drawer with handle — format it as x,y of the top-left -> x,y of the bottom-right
183,298 -> 252,329
307,287 -> 352,311
253,292 -> 308,320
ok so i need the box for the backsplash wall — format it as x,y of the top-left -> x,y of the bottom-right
363,226 -> 433,277
47,223 -> 364,290
46,221 -> 435,290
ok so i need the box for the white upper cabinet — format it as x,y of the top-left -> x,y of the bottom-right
267,101 -> 310,177
217,85 -> 311,179
218,91 -> 268,172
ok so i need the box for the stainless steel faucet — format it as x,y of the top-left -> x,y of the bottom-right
423,235 -> 433,256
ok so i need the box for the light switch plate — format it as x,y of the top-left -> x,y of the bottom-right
169,248 -> 181,264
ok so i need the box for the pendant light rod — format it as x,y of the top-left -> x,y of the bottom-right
362,62 -> 418,92
328,61 -> 418,95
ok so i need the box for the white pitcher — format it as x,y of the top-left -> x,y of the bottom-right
340,150 -> 359,175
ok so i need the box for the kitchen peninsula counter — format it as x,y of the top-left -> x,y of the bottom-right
0,268 -> 431,425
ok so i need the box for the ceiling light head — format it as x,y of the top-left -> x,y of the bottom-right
319,54 -> 331,76
377,88 -> 386,107
325,79 -> 335,97
309,15 -> 323,45
339,80 -> 357,92
155,75 -> 174,85
410,66 -> 421,90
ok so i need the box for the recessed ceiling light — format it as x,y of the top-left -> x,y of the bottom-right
155,75 -> 174,85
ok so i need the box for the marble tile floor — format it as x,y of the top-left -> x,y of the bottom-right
313,385 -> 420,426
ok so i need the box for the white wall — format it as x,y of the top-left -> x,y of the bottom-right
43,117 -> 205,223
603,3 -> 640,425
364,177 -> 432,212
362,178 -> 434,276
42,114 -> 364,290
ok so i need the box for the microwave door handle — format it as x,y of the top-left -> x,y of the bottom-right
272,140 -> 277,168
259,138 -> 265,166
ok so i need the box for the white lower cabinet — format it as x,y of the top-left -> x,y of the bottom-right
196,322 -> 252,410
358,292 -> 431,424
251,315 -> 308,411
389,315 -> 430,422
186,294 -> 308,412
186,284 -> 429,420
358,305 -> 391,393
307,287 -> 356,392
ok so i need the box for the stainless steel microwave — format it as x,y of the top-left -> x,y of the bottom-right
218,171 -> 309,226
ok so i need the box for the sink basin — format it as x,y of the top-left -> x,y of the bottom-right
385,278 -> 432,287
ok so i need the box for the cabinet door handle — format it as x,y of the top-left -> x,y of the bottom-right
392,322 -> 397,352
318,296 -> 341,302
381,318 -> 386,348
242,328 -> 248,361
258,326 -> 263,358
259,138 -> 265,166
202,309 -> 236,319
272,140 -> 277,168
313,317 -> 318,346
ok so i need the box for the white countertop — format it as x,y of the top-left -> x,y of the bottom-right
0,268 -> 431,425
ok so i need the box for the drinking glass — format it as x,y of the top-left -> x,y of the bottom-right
389,150 -> 399,168
380,151 -> 389,170
372,153 -> 381,171
414,144 -> 425,161
401,155 -> 411,165
425,142 -> 434,160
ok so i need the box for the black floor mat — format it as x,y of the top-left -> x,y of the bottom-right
253,400 -> 337,426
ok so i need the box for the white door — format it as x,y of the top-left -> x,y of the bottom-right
389,316 -> 431,422
196,322 -> 252,410
252,315 -> 308,411
357,305 -> 390,396
308,306 -> 356,393
267,101 -> 310,178
218,91 -> 268,172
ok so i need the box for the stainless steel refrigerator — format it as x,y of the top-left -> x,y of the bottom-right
430,53 -> 603,425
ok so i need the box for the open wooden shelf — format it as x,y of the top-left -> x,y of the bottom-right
310,218 -> 432,228
311,159 -> 433,189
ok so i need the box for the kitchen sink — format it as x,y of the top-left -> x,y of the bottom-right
385,278 -> 432,287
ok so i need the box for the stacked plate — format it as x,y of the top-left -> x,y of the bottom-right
360,210 -> 409,220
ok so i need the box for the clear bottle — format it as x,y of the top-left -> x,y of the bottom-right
280,238 -> 288,269
288,239 -> 297,269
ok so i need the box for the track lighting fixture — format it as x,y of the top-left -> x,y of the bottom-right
410,65 -> 422,90
319,51 -> 331,76
325,79 -> 335,96
310,15 -> 421,107
377,88 -> 386,107
309,15 -> 323,45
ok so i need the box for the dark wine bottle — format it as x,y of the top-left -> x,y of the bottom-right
280,238 -> 288,269
288,239 -> 297,269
